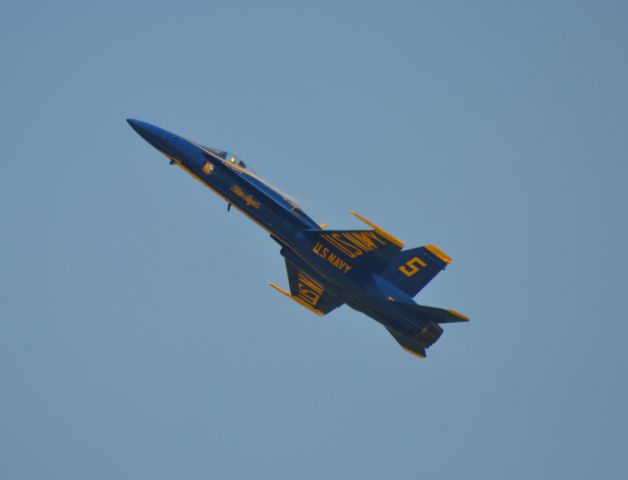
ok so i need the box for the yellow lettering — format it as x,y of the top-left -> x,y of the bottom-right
332,234 -> 363,257
322,234 -> 362,258
344,231 -> 384,252
312,239 -> 355,274
399,256 -> 427,277
297,273 -> 324,306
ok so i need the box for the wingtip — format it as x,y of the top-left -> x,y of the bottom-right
402,346 -> 427,359
447,309 -> 470,321
268,282 -> 325,316
425,244 -> 452,264
268,281 -> 290,296
350,210 -> 404,248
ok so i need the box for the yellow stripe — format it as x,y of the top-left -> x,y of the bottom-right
350,211 -> 404,248
291,296 -> 325,316
268,282 -> 325,316
268,281 -> 291,297
446,309 -> 469,321
425,244 -> 452,264
402,346 -> 426,359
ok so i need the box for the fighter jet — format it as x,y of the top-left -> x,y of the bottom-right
128,119 -> 468,358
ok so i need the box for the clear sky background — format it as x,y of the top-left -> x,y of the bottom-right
1,1 -> 627,479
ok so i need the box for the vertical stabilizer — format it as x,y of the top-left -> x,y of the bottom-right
381,245 -> 450,297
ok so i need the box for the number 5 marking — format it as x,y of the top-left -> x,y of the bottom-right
399,256 -> 427,277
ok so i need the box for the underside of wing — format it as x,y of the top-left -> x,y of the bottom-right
297,211 -> 404,278
269,259 -> 343,316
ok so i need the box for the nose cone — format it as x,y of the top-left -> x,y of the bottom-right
127,118 -> 147,135
127,118 -> 174,153
127,118 -> 205,169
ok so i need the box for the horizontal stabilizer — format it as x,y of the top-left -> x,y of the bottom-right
397,303 -> 470,324
386,328 -> 427,359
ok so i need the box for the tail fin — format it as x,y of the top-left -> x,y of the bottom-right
381,244 -> 451,297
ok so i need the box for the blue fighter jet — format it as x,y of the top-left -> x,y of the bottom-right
128,119 -> 468,358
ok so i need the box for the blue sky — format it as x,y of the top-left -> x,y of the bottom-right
1,1 -> 627,479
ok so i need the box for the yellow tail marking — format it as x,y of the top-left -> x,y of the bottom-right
402,346 -> 426,359
425,244 -> 452,264
268,282 -> 325,316
399,256 -> 427,277
319,223 -> 328,229
350,211 -> 404,248
447,309 -> 470,321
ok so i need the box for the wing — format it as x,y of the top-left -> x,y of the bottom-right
269,259 -> 343,316
299,211 -> 404,278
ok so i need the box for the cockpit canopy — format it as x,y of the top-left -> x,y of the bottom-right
203,145 -> 247,169
201,143 -> 315,226
227,154 -> 247,169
